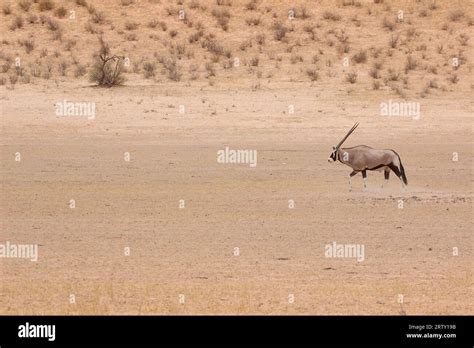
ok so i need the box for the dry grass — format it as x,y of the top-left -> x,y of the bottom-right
0,0 -> 469,97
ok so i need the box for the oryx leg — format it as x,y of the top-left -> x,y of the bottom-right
348,170 -> 358,191
362,170 -> 368,190
381,168 -> 390,188
388,163 -> 405,189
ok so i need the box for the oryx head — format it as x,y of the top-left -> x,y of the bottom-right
328,122 -> 359,162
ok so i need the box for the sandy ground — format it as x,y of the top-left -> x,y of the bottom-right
0,79 -> 472,315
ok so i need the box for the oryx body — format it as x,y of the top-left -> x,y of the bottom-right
328,123 -> 407,190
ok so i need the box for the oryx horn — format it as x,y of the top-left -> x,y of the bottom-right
336,122 -> 359,149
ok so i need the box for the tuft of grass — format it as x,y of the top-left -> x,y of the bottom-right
245,17 -> 261,26
212,8 -> 231,31
306,68 -> 319,81
273,21 -> 288,41
382,17 -> 395,31
2,4 -> 12,15
389,34 -> 399,48
448,10 -> 464,22
19,0 -> 32,12
447,74 -> 458,84
38,0 -> 55,12
404,55 -> 417,73
46,17 -> 60,31
352,50 -> 367,64
91,11 -> 106,24
346,71 -> 358,84
10,15 -> 24,31
74,64 -> 87,77
160,57 -> 181,81
143,62 -> 156,79
22,39 -> 35,53
245,0 -> 258,11
125,21 -> 139,30
322,11 -> 341,21
54,6 -> 67,18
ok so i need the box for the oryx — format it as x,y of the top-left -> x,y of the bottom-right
328,123 -> 407,191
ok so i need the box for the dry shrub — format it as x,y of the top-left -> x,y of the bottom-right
387,68 -> 400,81
404,55 -> 417,73
27,14 -> 38,23
54,6 -> 67,18
448,74 -> 458,84
143,62 -> 156,79
306,68 -> 319,81
125,21 -> 139,30
273,21 -> 288,41
10,16 -> 24,31
216,0 -> 232,6
352,50 -> 367,64
246,17 -> 260,26
369,66 -> 381,79
255,34 -> 265,45
382,17 -> 395,31
39,0 -> 55,11
58,60 -> 68,76
212,8 -> 231,31
91,11 -> 106,24
448,10 -> 464,22
19,0 -> 32,12
22,39 -> 35,53
322,11 -> 341,21
188,30 -> 204,43
389,34 -> 399,48
2,4 -> 12,15
205,62 -> 215,77
160,57 -> 181,81
296,6 -> 311,19
245,0 -> 258,11
74,64 -> 87,77
89,37 -> 126,87
346,71 -> 357,83
46,17 -> 60,31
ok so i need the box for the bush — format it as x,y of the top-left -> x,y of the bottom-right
306,68 -> 319,81
143,62 -> 156,79
322,11 -> 341,21
273,21 -> 288,41
2,4 -> 12,15
10,16 -> 24,31
19,0 -> 32,12
346,71 -> 357,84
89,37 -> 126,87
352,50 -> 367,64
39,0 -> 55,11
54,6 -> 67,18
404,55 -> 417,73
